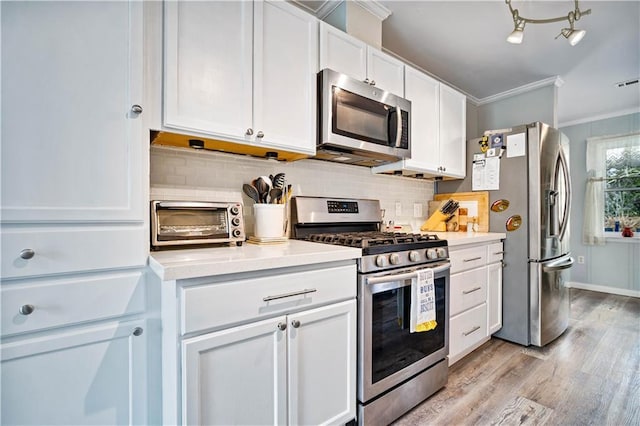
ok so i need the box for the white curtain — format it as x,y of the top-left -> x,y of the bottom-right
583,132 -> 640,245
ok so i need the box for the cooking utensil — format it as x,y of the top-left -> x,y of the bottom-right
269,188 -> 283,204
242,184 -> 260,204
272,173 -> 285,189
254,176 -> 272,203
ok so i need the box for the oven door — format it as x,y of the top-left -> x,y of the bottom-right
358,262 -> 450,403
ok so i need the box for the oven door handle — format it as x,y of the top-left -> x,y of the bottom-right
366,263 -> 451,286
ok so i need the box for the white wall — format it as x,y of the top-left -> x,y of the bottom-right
150,146 -> 434,233
562,112 -> 640,296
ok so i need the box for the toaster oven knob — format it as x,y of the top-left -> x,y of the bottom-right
232,229 -> 242,238
231,217 -> 241,226
436,247 -> 448,258
375,255 -> 389,268
409,251 -> 419,262
230,206 -> 240,215
389,253 -> 400,265
426,248 -> 438,259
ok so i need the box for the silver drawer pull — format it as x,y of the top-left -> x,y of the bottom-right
463,257 -> 482,262
462,286 -> 482,295
463,325 -> 481,336
19,304 -> 35,315
493,251 -> 504,255
263,288 -> 317,302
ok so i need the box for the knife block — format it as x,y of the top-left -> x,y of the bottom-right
420,210 -> 448,232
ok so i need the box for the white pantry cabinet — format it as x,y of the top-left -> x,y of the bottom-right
319,22 -> 404,95
372,65 -> 466,179
159,262 -> 357,425
163,0 -> 317,155
448,239 -> 503,365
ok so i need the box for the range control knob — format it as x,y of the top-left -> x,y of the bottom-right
408,251 -> 420,262
231,217 -> 241,226
389,253 -> 401,265
426,248 -> 438,260
232,229 -> 242,238
375,255 -> 389,268
436,247 -> 448,258
230,206 -> 240,215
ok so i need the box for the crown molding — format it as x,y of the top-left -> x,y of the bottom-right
558,107 -> 640,128
352,0 -> 392,21
314,1 -> 343,20
471,76 -> 564,106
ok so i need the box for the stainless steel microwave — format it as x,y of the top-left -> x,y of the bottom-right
316,68 -> 411,166
151,201 -> 245,249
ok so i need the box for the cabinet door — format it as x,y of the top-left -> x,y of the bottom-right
1,319 -> 147,425
1,1 -> 143,223
253,1 -> 317,154
319,22 -> 367,81
182,316 -> 287,426
404,66 -> 440,171
487,262 -> 503,335
366,48 -> 404,95
163,1 -> 253,141
288,300 -> 356,425
439,84 -> 466,178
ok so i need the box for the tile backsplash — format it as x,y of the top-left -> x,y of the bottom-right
151,146 -> 434,232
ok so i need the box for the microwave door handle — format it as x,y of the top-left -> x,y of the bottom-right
391,106 -> 403,148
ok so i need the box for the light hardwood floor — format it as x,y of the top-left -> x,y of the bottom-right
393,289 -> 640,425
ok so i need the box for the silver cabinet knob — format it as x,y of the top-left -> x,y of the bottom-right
246,128 -> 254,136
364,78 -> 370,84
277,322 -> 287,331
291,319 -> 301,328
370,80 -> 376,86
132,327 -> 144,336
20,249 -> 35,260
19,304 -> 35,315
256,131 -> 264,138
131,104 -> 143,114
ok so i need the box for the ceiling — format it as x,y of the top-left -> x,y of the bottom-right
294,1 -> 640,127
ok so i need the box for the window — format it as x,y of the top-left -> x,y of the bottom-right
584,132 -> 640,244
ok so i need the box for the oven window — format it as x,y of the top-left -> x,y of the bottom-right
332,86 -> 390,146
371,276 -> 446,383
157,209 -> 228,240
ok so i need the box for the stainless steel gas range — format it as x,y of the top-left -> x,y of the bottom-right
291,196 -> 451,426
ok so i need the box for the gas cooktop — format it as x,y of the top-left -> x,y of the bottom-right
305,231 -> 446,255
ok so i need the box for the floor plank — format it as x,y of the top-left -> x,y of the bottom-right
392,289 -> 640,426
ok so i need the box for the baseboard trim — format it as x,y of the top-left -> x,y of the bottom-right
567,281 -> 640,298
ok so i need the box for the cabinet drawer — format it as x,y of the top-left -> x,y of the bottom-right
1,271 -> 145,337
487,242 -> 504,264
1,226 -> 147,280
449,246 -> 487,274
449,303 -> 487,359
450,267 -> 487,316
181,264 -> 356,335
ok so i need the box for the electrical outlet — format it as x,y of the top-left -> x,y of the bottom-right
413,203 -> 423,218
395,202 -> 402,217
577,256 -> 585,264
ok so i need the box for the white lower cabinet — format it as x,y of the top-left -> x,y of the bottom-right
448,239 -> 503,365
1,318 -> 147,425
160,262 -> 357,425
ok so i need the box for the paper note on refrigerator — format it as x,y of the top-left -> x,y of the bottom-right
507,133 -> 526,158
472,155 -> 500,190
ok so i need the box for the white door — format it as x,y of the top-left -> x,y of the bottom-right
319,22 -> 367,81
439,84 -> 467,178
404,66 -> 440,172
487,262 -> 503,335
366,48 -> 404,95
253,1 -> 317,154
163,1 -> 253,141
1,320 -> 147,425
0,1 -> 144,223
182,316 -> 287,425
288,300 -> 357,425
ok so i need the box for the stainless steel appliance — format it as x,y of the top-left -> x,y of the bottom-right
439,122 -> 573,347
316,68 -> 411,166
291,196 -> 450,426
151,200 -> 245,249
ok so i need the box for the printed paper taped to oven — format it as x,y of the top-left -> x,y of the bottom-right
410,269 -> 437,332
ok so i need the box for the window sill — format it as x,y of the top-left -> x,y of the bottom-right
604,232 -> 640,243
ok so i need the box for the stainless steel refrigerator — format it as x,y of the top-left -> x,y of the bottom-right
439,122 -> 573,346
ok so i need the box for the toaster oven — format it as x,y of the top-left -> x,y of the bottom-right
151,201 -> 245,249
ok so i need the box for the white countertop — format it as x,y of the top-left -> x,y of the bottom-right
430,232 -> 506,246
149,239 -> 362,281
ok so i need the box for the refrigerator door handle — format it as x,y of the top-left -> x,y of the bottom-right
542,256 -> 575,272
558,149 -> 572,241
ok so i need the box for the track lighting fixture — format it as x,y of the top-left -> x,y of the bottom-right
506,0 -> 591,46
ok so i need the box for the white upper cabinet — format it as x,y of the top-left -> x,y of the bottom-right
163,0 -> 317,155
372,65 -> 466,179
0,1 -> 144,223
319,22 -> 404,95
